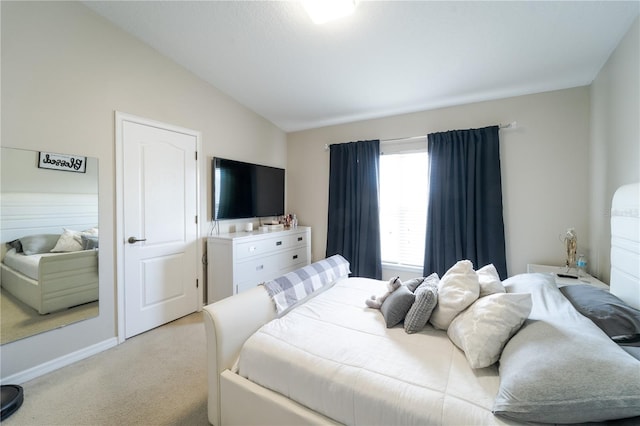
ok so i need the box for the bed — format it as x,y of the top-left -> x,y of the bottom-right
1,246 -> 98,315
0,192 -> 99,315
203,182 -> 640,425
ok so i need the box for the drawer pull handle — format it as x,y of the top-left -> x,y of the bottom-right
276,241 -> 282,246
293,255 -> 298,260
256,265 -> 264,271
297,237 -> 303,241
249,246 -> 257,252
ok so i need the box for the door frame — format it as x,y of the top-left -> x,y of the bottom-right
115,111 -> 203,343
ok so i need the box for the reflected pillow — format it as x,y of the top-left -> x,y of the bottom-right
82,227 -> 99,236
51,228 -> 83,252
81,235 -> 99,250
6,239 -> 23,253
19,234 -> 60,255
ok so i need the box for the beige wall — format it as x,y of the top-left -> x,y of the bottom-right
1,1 -> 286,379
590,17 -> 640,283
288,87 -> 592,277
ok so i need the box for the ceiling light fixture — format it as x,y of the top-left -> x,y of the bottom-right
303,0 -> 358,25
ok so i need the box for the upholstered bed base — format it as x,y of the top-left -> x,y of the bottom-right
220,370 -> 339,425
1,249 -> 98,314
203,286 -> 277,426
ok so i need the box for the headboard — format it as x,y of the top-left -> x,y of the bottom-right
0,192 -> 98,242
610,182 -> 640,310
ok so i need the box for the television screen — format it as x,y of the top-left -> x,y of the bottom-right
212,157 -> 285,220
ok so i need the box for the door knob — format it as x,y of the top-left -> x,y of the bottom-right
128,236 -> 147,244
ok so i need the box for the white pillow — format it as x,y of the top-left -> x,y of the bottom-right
448,292 -> 532,369
476,263 -> 505,297
82,227 -> 99,236
50,228 -> 83,252
429,259 -> 480,330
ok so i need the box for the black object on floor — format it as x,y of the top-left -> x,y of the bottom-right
1,384 -> 24,420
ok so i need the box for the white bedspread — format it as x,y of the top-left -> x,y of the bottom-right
2,248 -> 56,280
238,277 -> 516,426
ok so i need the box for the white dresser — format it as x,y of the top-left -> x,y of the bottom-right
207,226 -> 311,303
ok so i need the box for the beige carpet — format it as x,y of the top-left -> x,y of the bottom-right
3,312 -> 209,425
1,288 -> 98,345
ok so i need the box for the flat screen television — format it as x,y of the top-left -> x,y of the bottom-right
212,157 -> 285,220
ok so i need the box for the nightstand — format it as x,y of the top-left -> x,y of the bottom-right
526,264 -> 609,290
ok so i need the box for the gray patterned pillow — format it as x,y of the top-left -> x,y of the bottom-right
404,280 -> 439,334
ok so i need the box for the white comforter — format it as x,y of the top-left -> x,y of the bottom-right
2,248 -> 54,280
237,277 -> 516,425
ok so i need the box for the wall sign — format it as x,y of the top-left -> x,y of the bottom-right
38,152 -> 87,173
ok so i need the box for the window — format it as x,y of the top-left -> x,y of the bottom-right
379,140 -> 429,268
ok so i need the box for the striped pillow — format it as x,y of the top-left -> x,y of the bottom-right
263,254 -> 350,315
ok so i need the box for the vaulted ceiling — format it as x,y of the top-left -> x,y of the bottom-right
84,1 -> 639,132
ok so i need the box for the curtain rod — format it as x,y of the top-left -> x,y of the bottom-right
323,121 -> 517,150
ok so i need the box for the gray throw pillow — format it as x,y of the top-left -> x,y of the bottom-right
560,284 -> 640,344
494,274 -> 640,423
81,235 -> 99,250
403,277 -> 425,293
6,239 -> 23,253
380,285 -> 415,328
19,234 -> 60,255
404,283 -> 438,334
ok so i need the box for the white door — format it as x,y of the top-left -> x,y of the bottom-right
121,119 -> 199,338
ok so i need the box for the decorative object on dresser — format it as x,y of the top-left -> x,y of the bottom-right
206,226 -> 311,303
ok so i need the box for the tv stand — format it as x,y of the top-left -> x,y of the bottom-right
206,226 -> 311,303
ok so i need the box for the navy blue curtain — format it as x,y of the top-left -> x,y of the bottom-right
423,126 -> 507,279
326,140 -> 382,279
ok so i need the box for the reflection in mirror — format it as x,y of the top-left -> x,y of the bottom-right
0,147 -> 99,344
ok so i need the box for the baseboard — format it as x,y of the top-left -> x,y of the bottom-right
0,337 -> 118,385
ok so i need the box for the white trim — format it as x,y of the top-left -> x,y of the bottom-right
380,137 -> 427,155
382,262 -> 423,273
0,338 -> 118,385
114,111 -> 202,344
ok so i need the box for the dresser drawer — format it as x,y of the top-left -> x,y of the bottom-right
277,247 -> 309,271
235,254 -> 279,284
288,232 -> 308,248
235,236 -> 289,260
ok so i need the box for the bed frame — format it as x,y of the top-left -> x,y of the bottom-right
0,191 -> 99,315
1,249 -> 98,315
202,182 -> 640,426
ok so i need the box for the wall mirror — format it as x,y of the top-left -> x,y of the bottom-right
0,147 -> 99,344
